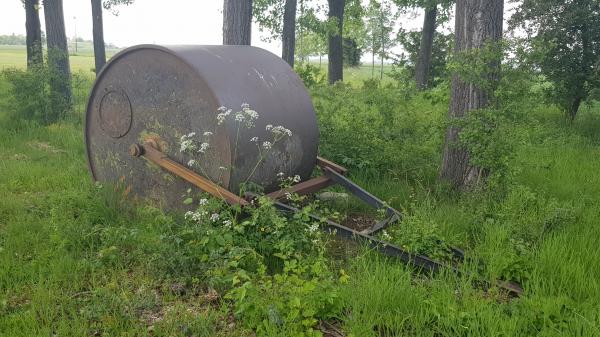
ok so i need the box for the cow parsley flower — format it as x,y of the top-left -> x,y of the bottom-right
307,223 -> 319,234
199,142 -> 210,153
203,131 -> 213,136
216,107 -> 231,125
234,113 -> 245,122
210,213 -> 220,222
266,124 -> 273,131
187,159 -> 196,167
250,136 -> 258,142
262,141 -> 272,150
271,125 -> 292,137
198,198 -> 208,206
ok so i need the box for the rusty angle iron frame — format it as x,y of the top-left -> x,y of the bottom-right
129,141 -> 523,297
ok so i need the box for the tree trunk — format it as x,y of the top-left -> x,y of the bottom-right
380,8 -> 384,80
91,0 -> 106,74
25,0 -> 43,68
44,0 -> 72,120
327,0 -> 345,84
282,0 -> 297,66
440,0 -> 503,189
415,5 -> 437,90
222,0 -> 253,45
569,96 -> 582,121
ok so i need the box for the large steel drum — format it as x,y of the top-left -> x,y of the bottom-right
85,44 -> 318,208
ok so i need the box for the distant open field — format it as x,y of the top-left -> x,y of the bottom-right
0,43 -> 120,73
0,44 -> 395,85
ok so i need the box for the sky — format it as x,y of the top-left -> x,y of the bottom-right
0,0 -> 429,59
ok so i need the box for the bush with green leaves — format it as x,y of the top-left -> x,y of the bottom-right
312,81 -> 446,181
2,65 -> 91,126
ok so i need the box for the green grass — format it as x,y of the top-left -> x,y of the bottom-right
1,46 -> 600,336
0,44 -> 119,73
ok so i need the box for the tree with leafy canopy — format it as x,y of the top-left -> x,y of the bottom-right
510,0 -> 600,120
393,0 -> 453,89
341,0 -> 365,67
365,0 -> 398,79
253,0 -> 298,65
91,0 -> 134,74
396,28 -> 453,87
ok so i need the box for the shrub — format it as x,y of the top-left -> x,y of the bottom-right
2,66 -> 53,124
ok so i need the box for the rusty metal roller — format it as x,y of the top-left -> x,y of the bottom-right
85,45 -> 319,208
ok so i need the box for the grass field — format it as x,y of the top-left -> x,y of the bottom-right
0,43 -> 119,73
1,46 -> 600,336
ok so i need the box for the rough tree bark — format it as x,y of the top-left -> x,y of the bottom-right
43,0 -> 72,118
327,0 -> 345,84
439,0 -> 503,188
25,0 -> 43,68
415,5 -> 437,90
282,0 -> 297,66
223,0 -> 253,45
91,0 -> 106,74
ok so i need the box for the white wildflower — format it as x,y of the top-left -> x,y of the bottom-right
210,213 -> 220,222
250,136 -> 259,142
241,103 -> 250,110
381,230 -> 392,241
187,159 -> 196,167
198,198 -> 208,206
234,113 -> 245,122
203,131 -> 213,136
277,172 -> 285,178
266,124 -> 273,131
293,175 -> 301,183
271,125 -> 292,137
216,108 -> 231,125
222,219 -> 232,228
307,223 -> 319,234
199,142 -> 209,153
180,139 -> 195,153
245,109 -> 259,120
284,192 -> 292,199
187,132 -> 196,137
262,141 -> 272,150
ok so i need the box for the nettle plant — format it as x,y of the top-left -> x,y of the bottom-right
176,104 -> 340,334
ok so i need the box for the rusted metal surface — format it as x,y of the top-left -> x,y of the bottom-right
85,44 -> 318,208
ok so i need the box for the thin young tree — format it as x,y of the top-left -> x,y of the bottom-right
439,0 -> 503,188
43,0 -> 72,119
91,0 -> 134,74
91,0 -> 105,74
414,4 -> 437,89
24,0 -> 43,68
253,0 -> 298,66
327,0 -> 345,84
223,0 -> 253,45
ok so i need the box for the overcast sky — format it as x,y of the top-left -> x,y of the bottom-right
0,0 -> 433,58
